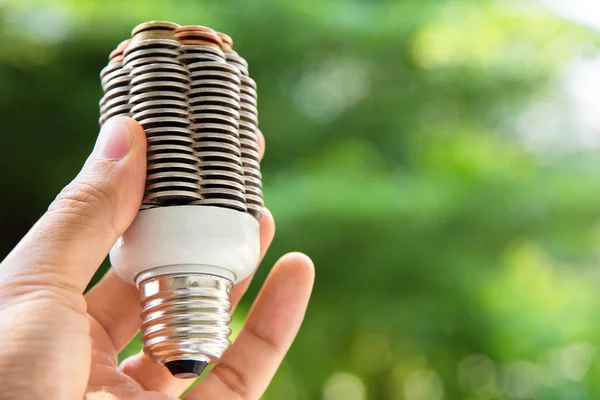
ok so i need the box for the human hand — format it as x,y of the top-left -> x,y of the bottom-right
0,117 -> 315,399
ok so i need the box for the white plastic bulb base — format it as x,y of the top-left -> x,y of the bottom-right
109,205 -> 260,378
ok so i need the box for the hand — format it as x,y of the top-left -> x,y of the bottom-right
0,117 -> 315,400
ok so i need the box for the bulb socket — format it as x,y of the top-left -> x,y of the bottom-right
138,272 -> 233,377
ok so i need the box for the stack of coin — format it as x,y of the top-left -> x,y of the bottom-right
98,21 -> 264,221
175,26 -> 247,213
124,21 -> 201,207
219,33 -> 264,220
99,40 -> 131,125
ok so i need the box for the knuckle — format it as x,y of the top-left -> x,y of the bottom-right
247,326 -> 282,357
208,328 -> 282,400
50,180 -> 112,215
211,361 -> 249,400
46,178 -> 117,236
30,287 -> 88,318
0,276 -> 87,319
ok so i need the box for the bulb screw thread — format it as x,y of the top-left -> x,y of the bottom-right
138,273 -> 233,378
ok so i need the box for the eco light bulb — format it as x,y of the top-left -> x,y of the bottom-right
99,21 -> 264,379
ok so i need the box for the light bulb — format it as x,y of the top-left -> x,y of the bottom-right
98,21 -> 264,379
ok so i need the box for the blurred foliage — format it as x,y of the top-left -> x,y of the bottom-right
1,0 -> 600,399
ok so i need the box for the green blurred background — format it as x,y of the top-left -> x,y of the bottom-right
1,0 -> 600,398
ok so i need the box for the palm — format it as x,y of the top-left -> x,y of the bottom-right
87,316 -> 152,399
83,244 -> 314,399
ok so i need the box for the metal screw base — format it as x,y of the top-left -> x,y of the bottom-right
138,273 -> 233,378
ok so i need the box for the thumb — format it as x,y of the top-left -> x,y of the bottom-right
0,116 -> 146,293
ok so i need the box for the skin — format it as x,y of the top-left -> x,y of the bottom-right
0,117 -> 315,399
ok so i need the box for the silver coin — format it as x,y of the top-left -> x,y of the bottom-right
123,39 -> 180,55
200,179 -> 245,192
238,120 -> 257,133
103,75 -> 131,92
239,93 -> 257,107
125,56 -> 182,69
241,129 -> 260,144
101,86 -> 131,106
245,185 -> 263,196
247,204 -> 264,220
144,190 -> 203,203
190,104 -> 239,119
199,160 -> 244,174
147,144 -> 195,155
243,166 -> 262,180
136,116 -> 190,127
101,69 -> 129,90
193,141 -> 241,155
187,95 -> 240,110
100,62 -> 123,80
146,135 -> 195,146
189,78 -> 240,93
132,107 -> 189,121
146,180 -> 200,192
239,75 -> 256,90
125,50 -> 181,68
191,198 -> 246,212
240,147 -> 260,161
191,123 -> 239,136
240,102 -> 257,115
129,80 -> 190,95
239,110 -> 258,125
178,44 -> 224,57
100,104 -> 130,125
239,84 -> 257,99
195,150 -> 242,163
245,193 -> 264,206
189,113 -> 238,127
242,157 -> 260,169
199,187 -> 246,201
130,61 -> 188,76
147,170 -> 200,182
131,71 -> 191,86
238,128 -> 258,140
243,175 -> 262,188
187,61 -> 237,74
230,63 -> 249,77
147,152 -> 199,164
187,87 -> 240,102
192,131 -> 240,145
129,90 -> 188,105
130,99 -> 188,115
190,70 -> 240,85
199,169 -> 245,183
144,126 -> 194,137
224,52 -> 249,69
146,162 -> 200,173
239,137 -> 260,151
100,95 -> 130,115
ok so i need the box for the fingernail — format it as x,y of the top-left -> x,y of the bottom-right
92,117 -> 134,160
